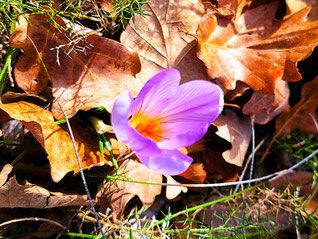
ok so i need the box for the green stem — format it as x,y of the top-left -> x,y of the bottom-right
101,134 -> 118,169
10,148 -> 27,166
144,185 -> 257,231
0,47 -> 18,95
97,133 -> 105,162
90,174 -> 163,185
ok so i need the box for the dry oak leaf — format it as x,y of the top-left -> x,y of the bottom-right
286,0 -> 318,21
276,76 -> 318,135
0,164 -> 89,208
97,159 -> 186,218
213,110 -> 251,167
166,175 -> 187,200
9,14 -> 142,120
120,0 -> 208,83
243,79 -> 290,124
97,159 -> 162,218
0,101 -> 112,183
197,2 -> 318,94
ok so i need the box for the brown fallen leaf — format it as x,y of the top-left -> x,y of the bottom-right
182,115 -> 249,183
213,110 -> 251,167
194,110 -> 251,182
9,14 -> 142,120
0,101 -> 112,182
97,159 -> 186,218
96,0 -> 115,11
269,171 -> 313,189
166,176 -> 187,200
0,164 -> 89,208
216,0 -> 238,17
286,0 -> 318,21
97,159 -> 162,218
202,149 -> 241,182
197,2 -> 318,94
276,76 -> 318,135
0,164 -> 13,186
223,81 -> 250,103
243,79 -> 290,124
120,0 -> 208,83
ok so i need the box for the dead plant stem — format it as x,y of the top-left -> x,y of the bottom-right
56,101 -> 106,239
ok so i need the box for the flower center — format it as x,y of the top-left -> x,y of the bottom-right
130,115 -> 163,142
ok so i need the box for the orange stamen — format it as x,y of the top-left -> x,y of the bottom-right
130,115 -> 163,142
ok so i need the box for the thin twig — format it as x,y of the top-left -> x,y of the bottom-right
234,137 -> 266,193
270,148 -> 318,181
56,101 -> 106,239
248,115 -> 255,187
0,217 -> 65,229
309,113 -> 318,132
98,149 -> 318,188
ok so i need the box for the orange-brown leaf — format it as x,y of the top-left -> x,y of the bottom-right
197,2 -> 318,94
9,14 -> 142,120
178,163 -> 207,184
0,101 -> 112,182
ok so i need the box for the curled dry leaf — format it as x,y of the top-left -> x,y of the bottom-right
120,0 -> 208,83
0,164 -> 89,208
97,159 -> 185,218
0,164 -> 13,186
213,110 -> 251,167
9,14 -> 142,120
197,2 -> 318,94
276,76 -> 318,135
243,79 -> 290,124
0,101 -> 113,182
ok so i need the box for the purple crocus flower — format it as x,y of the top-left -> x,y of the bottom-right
111,69 -> 224,175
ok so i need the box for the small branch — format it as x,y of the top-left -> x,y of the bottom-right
234,137 -> 266,193
96,148 -> 318,188
0,217 -> 65,229
56,101 -> 106,239
248,115 -> 255,187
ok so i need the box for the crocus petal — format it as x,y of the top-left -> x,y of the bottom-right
111,91 -> 133,143
158,80 -> 224,149
111,91 -> 161,155
131,69 -> 181,118
136,149 -> 193,175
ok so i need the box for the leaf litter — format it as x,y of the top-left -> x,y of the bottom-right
0,0 -> 318,237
